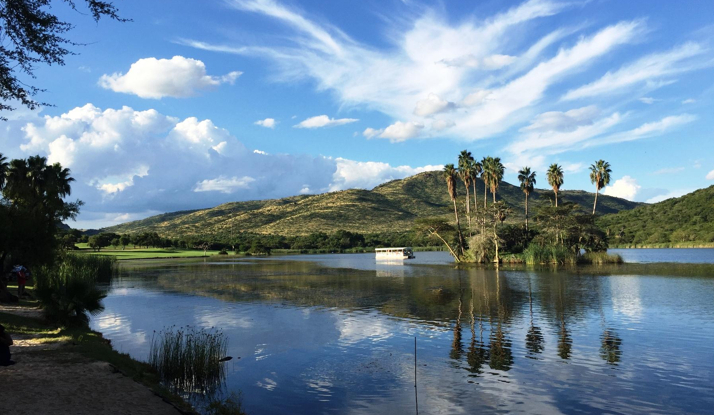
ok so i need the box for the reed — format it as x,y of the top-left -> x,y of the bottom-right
523,245 -> 577,265
580,252 -> 623,264
149,326 -> 228,397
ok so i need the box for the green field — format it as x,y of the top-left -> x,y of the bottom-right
74,243 -> 222,260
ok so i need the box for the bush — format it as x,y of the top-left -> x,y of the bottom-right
523,245 -> 577,265
580,252 -> 623,264
34,254 -> 116,325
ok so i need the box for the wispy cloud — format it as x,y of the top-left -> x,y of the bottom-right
562,43 -> 707,101
294,115 -> 358,128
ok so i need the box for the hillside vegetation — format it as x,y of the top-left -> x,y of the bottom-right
106,171 -> 639,238
598,185 -> 714,246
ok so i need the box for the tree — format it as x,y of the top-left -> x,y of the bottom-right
490,201 -> 511,264
1,155 -> 82,267
0,0 -> 126,118
414,218 -> 460,261
443,164 -> 465,256
589,160 -> 612,215
120,234 -> 131,250
546,164 -> 564,207
482,156 -> 505,203
472,159 -> 482,217
518,167 -> 536,231
0,153 -> 7,189
458,150 -> 475,234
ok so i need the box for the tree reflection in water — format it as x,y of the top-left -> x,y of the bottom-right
600,329 -> 622,365
488,270 -> 513,371
525,274 -> 544,358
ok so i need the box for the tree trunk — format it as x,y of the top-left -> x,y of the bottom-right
492,188 -> 496,203
484,182 -> 488,210
555,189 -> 558,207
453,199 -> 465,256
472,181 -> 478,216
525,193 -> 529,231
430,230 -> 460,262
494,226 -> 500,265
464,184 -> 471,236
593,188 -> 599,215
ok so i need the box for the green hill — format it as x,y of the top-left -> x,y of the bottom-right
106,171 -> 640,238
598,185 -> 714,246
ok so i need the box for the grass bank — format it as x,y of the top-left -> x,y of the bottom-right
74,244 -> 221,260
0,297 -> 195,413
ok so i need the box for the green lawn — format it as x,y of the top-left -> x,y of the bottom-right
74,244 -> 223,260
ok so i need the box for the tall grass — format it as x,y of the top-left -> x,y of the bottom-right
149,326 -> 228,397
580,252 -> 623,264
34,254 -> 117,325
523,245 -> 577,265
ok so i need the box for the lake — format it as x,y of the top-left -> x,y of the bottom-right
90,251 -> 714,414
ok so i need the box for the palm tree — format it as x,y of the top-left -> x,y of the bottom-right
518,167 -> 536,230
546,164 -> 564,207
589,160 -> 612,215
482,157 -> 505,203
472,160 -> 482,216
480,157 -> 490,209
444,164 -> 465,255
458,150 -> 475,233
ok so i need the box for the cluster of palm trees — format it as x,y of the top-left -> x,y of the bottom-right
443,151 -> 613,237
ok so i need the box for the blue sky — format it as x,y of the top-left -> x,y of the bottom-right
1,0 -> 713,228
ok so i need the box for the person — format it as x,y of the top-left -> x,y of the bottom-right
17,267 -> 27,298
0,324 -> 15,366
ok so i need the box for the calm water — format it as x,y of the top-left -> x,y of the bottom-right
609,248 -> 714,264
91,251 -> 714,414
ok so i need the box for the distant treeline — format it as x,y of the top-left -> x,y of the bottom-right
61,228 -> 443,253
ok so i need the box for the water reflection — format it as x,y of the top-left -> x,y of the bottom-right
91,256 -> 714,415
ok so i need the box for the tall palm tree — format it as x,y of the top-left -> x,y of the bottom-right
546,164 -> 564,207
589,160 -> 612,215
482,157 -> 505,203
518,167 -> 536,230
444,164 -> 465,255
472,160 -> 482,216
480,157 -> 490,210
458,150 -> 475,233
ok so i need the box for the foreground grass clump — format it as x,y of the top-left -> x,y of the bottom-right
149,325 -> 228,396
523,245 -> 577,265
34,254 -> 117,325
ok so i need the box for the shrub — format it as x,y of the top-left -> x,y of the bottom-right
523,245 -> 576,265
34,254 -> 116,325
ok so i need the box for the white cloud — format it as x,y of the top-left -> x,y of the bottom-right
431,119 -> 455,131
638,97 -> 658,104
682,98 -> 696,104
562,43 -> 705,101
255,118 -> 276,128
99,56 -> 241,99
377,121 -> 424,142
330,158 -> 440,191
521,105 -> 601,133
706,170 -> 714,180
294,115 -> 358,128
413,93 -> 456,117
440,53 -> 516,69
603,176 -> 641,201
194,176 -> 256,193
5,104 -> 441,227
362,127 -> 383,139
595,114 -> 696,146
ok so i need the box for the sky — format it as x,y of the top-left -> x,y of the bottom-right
1,0 -> 713,229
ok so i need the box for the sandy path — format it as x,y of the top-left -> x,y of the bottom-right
0,307 -> 185,415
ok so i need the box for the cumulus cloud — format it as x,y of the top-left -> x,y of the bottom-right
255,118 -> 276,128
4,104 -> 440,228
330,158 -> 440,191
194,176 -> 256,193
431,119 -> 455,131
362,127 -> 383,139
413,94 -> 456,117
377,121 -> 424,142
99,56 -> 241,99
294,115 -> 358,128
603,175 -> 641,201
707,170 -> 714,180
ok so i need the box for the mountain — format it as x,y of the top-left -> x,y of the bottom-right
597,185 -> 714,246
106,171 -> 640,238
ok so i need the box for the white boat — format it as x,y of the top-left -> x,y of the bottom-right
375,247 -> 415,260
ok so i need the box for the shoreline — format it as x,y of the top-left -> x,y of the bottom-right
0,291 -> 196,415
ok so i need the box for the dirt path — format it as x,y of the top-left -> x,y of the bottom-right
0,307 -> 184,415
